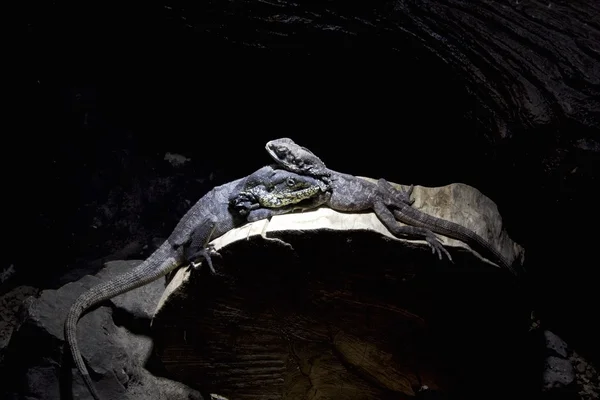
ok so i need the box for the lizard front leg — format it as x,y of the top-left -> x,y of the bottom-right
244,195 -> 329,223
232,189 -> 330,223
372,202 -> 452,262
230,192 -> 261,216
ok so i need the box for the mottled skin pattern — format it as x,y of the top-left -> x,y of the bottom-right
264,138 -> 517,276
232,175 -> 330,217
64,165 -> 327,400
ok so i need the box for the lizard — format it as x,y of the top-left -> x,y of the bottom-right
262,138 -> 518,276
64,164 -> 329,400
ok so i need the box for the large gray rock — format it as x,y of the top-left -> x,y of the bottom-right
152,180 -> 529,400
1,260 -> 202,400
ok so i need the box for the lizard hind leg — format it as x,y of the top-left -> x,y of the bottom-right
182,220 -> 220,274
372,202 -> 453,262
377,178 -> 415,206
187,244 -> 220,274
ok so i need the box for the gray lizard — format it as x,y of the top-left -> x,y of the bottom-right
263,138 -> 518,276
64,165 -> 328,400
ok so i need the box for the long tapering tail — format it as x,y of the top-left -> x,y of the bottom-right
64,242 -> 179,399
393,203 -> 518,276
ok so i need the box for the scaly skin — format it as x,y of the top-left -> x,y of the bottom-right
264,138 -> 517,275
64,165 -> 327,400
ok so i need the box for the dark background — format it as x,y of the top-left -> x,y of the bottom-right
11,0 -> 600,368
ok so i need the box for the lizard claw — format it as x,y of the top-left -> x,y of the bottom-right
425,234 -> 453,262
230,192 -> 260,217
188,244 -> 221,274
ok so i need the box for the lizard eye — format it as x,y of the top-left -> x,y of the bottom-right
286,177 -> 296,186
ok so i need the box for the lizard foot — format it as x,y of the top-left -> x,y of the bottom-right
425,234 -> 453,262
230,192 -> 260,217
188,244 -> 221,274
232,200 -> 259,217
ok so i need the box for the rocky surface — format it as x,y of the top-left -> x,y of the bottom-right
542,330 -> 576,396
152,180 -> 528,399
0,261 -> 202,400
0,285 -> 40,368
572,350 -> 600,400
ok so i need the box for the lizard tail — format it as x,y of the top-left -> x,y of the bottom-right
394,204 -> 518,276
64,241 -> 180,400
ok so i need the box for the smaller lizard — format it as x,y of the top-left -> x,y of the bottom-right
264,138 -> 414,206
264,138 -> 517,275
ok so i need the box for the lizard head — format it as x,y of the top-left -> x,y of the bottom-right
258,173 -> 323,208
231,169 -> 328,215
268,169 -> 328,194
265,138 -> 329,178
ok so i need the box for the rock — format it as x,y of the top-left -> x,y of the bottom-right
0,285 -> 39,367
538,330 -> 576,398
0,321 -> 11,350
152,180 -> 529,400
543,356 -> 575,390
0,261 -> 202,400
570,350 -> 600,400
544,330 -> 569,358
